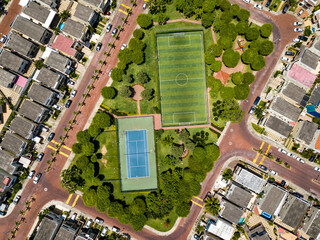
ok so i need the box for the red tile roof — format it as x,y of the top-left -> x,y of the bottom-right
51,35 -> 76,56
288,64 -> 317,88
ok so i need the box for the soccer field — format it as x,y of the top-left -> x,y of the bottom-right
156,31 -> 208,126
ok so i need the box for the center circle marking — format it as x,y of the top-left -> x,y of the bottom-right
175,73 -> 188,86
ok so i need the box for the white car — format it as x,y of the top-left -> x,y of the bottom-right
278,148 -> 287,154
315,167 -> 320,172
242,0 -> 250,3
293,38 -> 301,43
33,173 -> 42,184
70,90 -> 77,98
85,219 -> 93,229
269,169 -> 277,175
70,213 -> 77,221
297,157 -> 305,163
293,22 -> 303,26
53,104 -> 61,111
143,3 -> 147,9
0,35 -> 6,43
281,57 -> 290,62
101,227 -> 108,237
120,44 -> 127,50
287,152 -> 294,158
112,226 -> 120,232
294,28 -> 303,32
108,68 -> 113,77
297,9 -> 304,16
254,4 -> 263,10
28,170 -> 35,179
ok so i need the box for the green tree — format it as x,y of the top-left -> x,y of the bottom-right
76,156 -> 89,170
136,71 -> 150,84
117,48 -> 132,65
210,61 -> 222,72
88,124 -> 101,137
243,72 -> 255,84
91,155 -> 98,162
222,168 -> 233,180
231,72 -> 243,85
208,76 -> 223,91
82,142 -> 95,156
83,162 -> 95,178
141,88 -> 154,100
163,155 -> 177,166
234,84 -> 250,100
76,131 -> 90,144
222,49 -> 240,68
83,188 -> 97,207
251,54 -> 266,70
133,29 -> 145,39
213,99 -> 244,123
218,36 -> 233,50
176,201 -> 191,217
111,67 -> 124,82
119,85 -> 133,98
122,74 -> 134,83
130,214 -> 147,231
237,9 -> 250,21
101,86 -> 116,99
171,143 -> 184,159
220,0 -> 231,11
146,192 -> 173,218
220,86 -> 235,100
205,52 -> 215,65
259,40 -> 274,56
260,23 -> 273,38
72,143 -> 82,154
241,49 -> 257,64
108,201 -> 124,218
245,28 -> 260,41
201,12 -> 214,28
131,50 -> 145,64
205,197 -> 220,215
128,38 -> 146,51
230,4 -> 240,16
236,21 -> 248,35
130,198 -> 147,215
137,13 -> 153,29
220,23 -> 237,41
203,0 -> 215,12
304,26 -> 312,37
93,112 -> 112,128
59,10 -> 70,21
60,166 -> 84,193
34,60 -> 44,69
206,43 -> 223,57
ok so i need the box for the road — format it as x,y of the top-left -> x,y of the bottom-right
0,1 -> 319,240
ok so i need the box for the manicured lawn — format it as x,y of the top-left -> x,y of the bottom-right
146,208 -> 178,232
251,123 -> 264,134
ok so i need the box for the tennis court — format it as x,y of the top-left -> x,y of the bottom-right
117,117 -> 157,192
125,130 -> 149,178
156,31 -> 208,126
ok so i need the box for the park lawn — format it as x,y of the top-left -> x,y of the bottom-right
146,208 -> 179,232
187,127 -> 219,143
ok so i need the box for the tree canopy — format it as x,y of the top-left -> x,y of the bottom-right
258,40 -> 274,56
76,131 -> 90,144
220,86 -> 235,100
133,29 -> 145,39
243,72 -> 255,84
111,68 -> 124,82
101,86 -> 116,99
231,72 -> 243,85
93,111 -> 112,128
234,84 -> 250,100
83,188 -> 97,207
222,49 -> 240,68
141,88 -> 154,100
212,99 -> 244,123
237,9 -> 250,21
137,14 -> 153,29
136,71 -> 150,84
260,23 -> 273,38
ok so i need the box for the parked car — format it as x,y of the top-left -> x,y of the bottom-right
285,51 -> 295,56
96,42 -> 102,51
314,166 -> 320,172
28,170 -> 35,179
294,28 -> 303,32
123,233 -> 131,239
297,9 -> 304,16
120,43 -> 127,50
280,180 -> 286,188
53,104 -> 61,110
294,22 -> 303,26
65,99 -> 72,108
0,35 -> 6,43
293,192 -> 304,198
48,132 -> 55,141
254,4 -> 263,10
253,96 -> 260,105
143,3 -> 147,9
70,90 -> 77,98
70,213 -> 77,221
95,217 -> 104,224
112,226 -> 120,232
67,79 -> 75,85
249,106 -> 256,114
296,157 -> 305,163
112,28 -> 118,36
194,234 -> 200,240
242,0 -> 250,3
269,169 -> 277,175
106,23 -> 112,32
258,164 -> 267,171
13,195 -> 21,205
298,35 -> 308,41
310,155 -> 316,162
36,153 -> 44,162
33,173 -> 42,184
282,4 -> 289,13
287,152 -> 294,158
278,148 -> 287,154
101,227 -> 108,237
265,0 -> 272,7
293,38 -> 301,43
108,68 -> 113,77
281,57 -> 290,62
85,219 -> 93,229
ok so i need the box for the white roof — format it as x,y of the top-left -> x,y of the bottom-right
207,218 -> 234,240
18,156 -> 31,168
234,167 -> 266,193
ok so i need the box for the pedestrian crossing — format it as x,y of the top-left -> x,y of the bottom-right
253,141 -> 271,166
66,194 -> 81,207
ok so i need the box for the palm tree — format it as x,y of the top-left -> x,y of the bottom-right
204,197 -> 220,216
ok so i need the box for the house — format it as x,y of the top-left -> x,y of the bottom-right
287,63 -> 317,89
28,83 -> 57,107
219,200 -> 244,224
264,115 -> 293,138
292,121 -> 318,145
0,68 -> 17,88
21,1 -> 57,28
5,33 -> 39,58
19,99 -> 50,123
45,51 -> 75,74
75,228 -> 98,240
0,150 -> 20,175
78,0 -> 108,12
281,82 -> 306,105
0,50 -> 30,74
257,184 -> 288,217
278,194 -> 310,230
54,221 -> 80,240
233,167 -> 266,194
248,224 -> 271,240
61,18 -> 88,41
37,0 -> 60,9
299,49 -> 320,71
0,168 -> 17,193
203,232 -> 224,240
51,35 -> 80,58
34,212 -> 62,240
73,3 -> 99,26
225,184 -> 253,209
11,16 -> 53,44
303,206 -> 320,239
270,97 -> 301,122
310,85 -> 320,106
0,132 -> 28,156
9,115 -> 38,139
206,218 -> 235,240
33,67 -> 65,89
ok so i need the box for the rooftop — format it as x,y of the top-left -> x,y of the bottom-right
313,37 -> 320,52
34,67 -> 63,89
270,97 -> 301,122
80,0 -> 102,8
310,85 -> 320,105
45,51 -> 71,73
259,184 -> 287,216
19,99 -> 49,123
279,195 -> 310,230
22,1 -> 51,24
34,212 -> 62,240
265,115 -> 293,138
74,3 -> 96,22
207,218 -> 234,240
6,33 -> 38,57
28,83 -> 56,106
0,68 -> 17,88
297,121 -> 318,145
288,63 -> 317,88
10,115 -> 37,139
234,167 -> 266,193
62,18 -> 86,40
281,82 -> 306,104
0,132 -> 27,156
0,150 -> 16,175
0,50 -> 30,73
51,35 -> 76,56
38,0 -> 59,8
54,221 -> 80,240
300,49 -> 320,70
220,201 -> 243,224
249,224 -> 271,240
303,206 -> 320,238
0,169 -> 15,192
225,184 -> 252,208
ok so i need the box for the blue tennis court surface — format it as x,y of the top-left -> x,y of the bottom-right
125,130 -> 149,178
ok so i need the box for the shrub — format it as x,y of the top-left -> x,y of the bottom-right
234,84 -> 250,100
259,40 -> 274,56
220,87 -> 235,100
76,131 -> 90,144
222,49 -> 240,68
207,44 -> 223,57
260,23 -> 273,38
236,21 -> 248,35
218,36 -> 233,50
119,85 -> 133,98
231,72 -> 243,85
137,14 -> 153,29
136,71 -> 149,84
133,29 -> 145,39
245,28 -> 260,41
72,143 -> 82,154
141,88 -> 154,100
243,72 -> 255,84
122,74 -> 134,83
101,86 -> 116,99
111,67 -> 124,82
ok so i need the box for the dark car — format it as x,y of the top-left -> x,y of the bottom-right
309,155 -> 316,162
67,79 -> 75,85
265,0 -> 272,7
285,51 -> 295,56
106,23 -> 112,32
36,153 -> 44,162
282,4 -> 289,14
96,42 -> 102,51
258,164 -> 267,171
298,35 -> 308,41
65,99 -> 72,108
293,192 -> 304,199
280,180 -> 286,188
249,106 -> 256,114
253,96 -> 260,105
48,132 -> 55,141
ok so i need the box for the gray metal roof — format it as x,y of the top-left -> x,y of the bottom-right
225,184 -> 252,209
6,33 -> 38,57
282,82 -> 306,103
74,3 -> 95,22
249,224 -> 270,240
300,49 -> 320,70
0,68 -> 17,88
62,18 -> 86,39
12,16 -> 52,43
54,221 -> 80,240
220,201 -> 243,224
34,213 -> 62,240
46,51 -> 70,73
265,115 -> 293,137
35,68 -> 63,88
303,206 -> 320,238
28,83 -> 56,106
310,85 -> 320,105
0,132 -> 27,156
297,121 -> 318,144
9,115 -> 37,139
0,50 -> 30,73
81,0 -> 102,8
19,99 -> 49,123
271,97 -> 301,122
0,150 -> 16,175
259,184 -> 287,216
234,167 -> 266,193
22,1 -> 51,24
